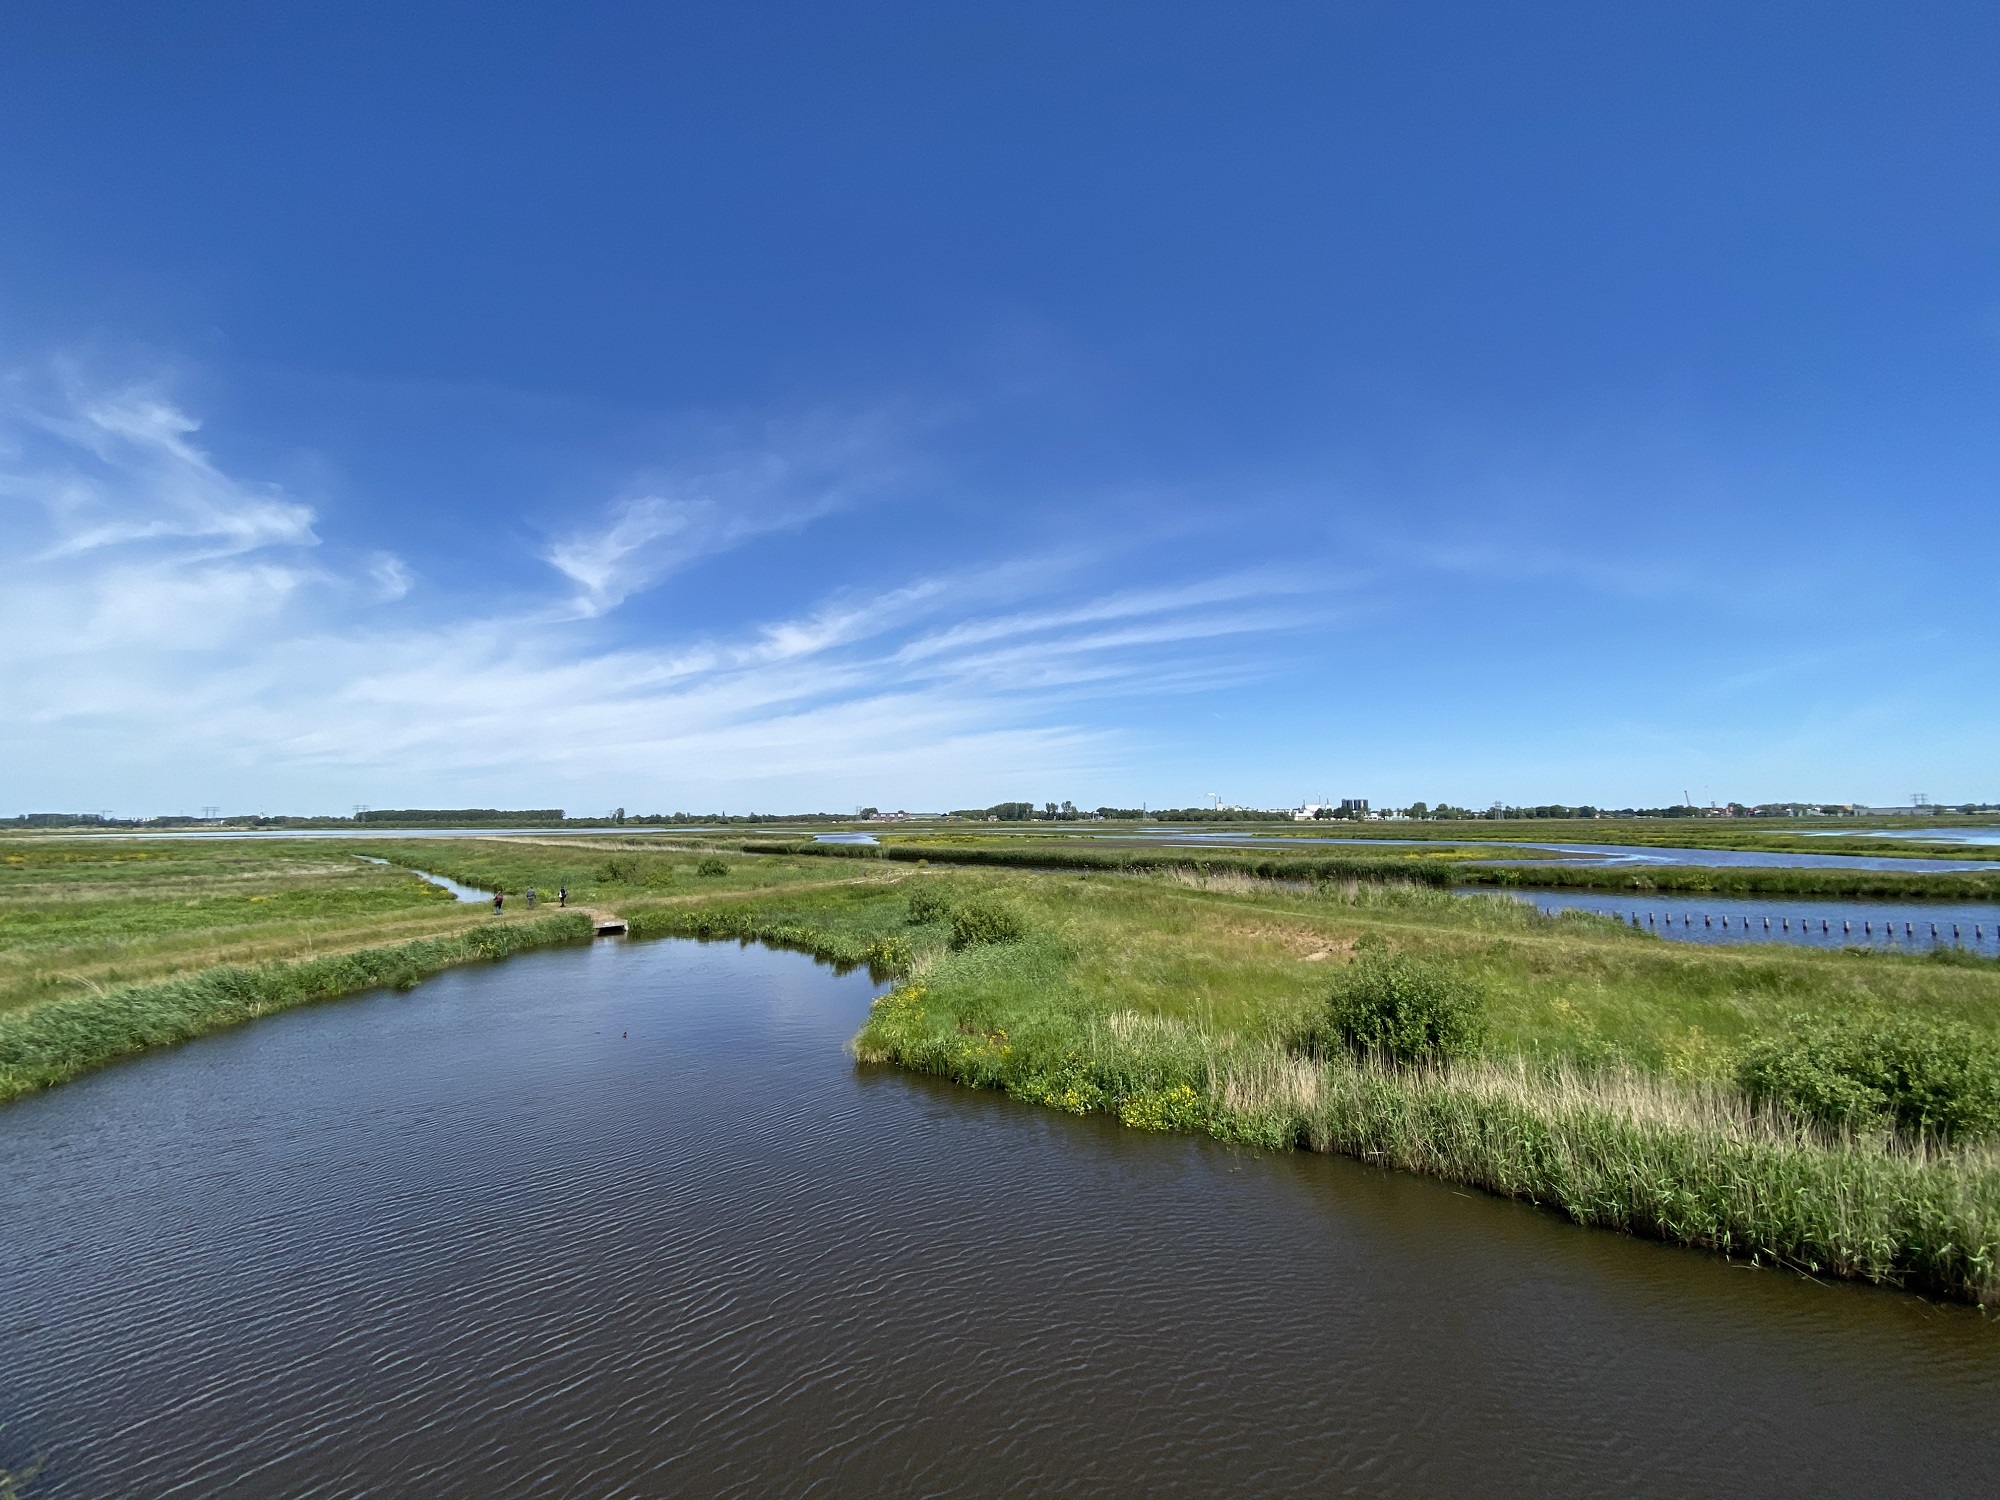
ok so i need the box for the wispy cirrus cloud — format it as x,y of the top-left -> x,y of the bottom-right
543,408 -> 914,617
0,369 -> 1334,811
0,369 -> 336,666
15,375 -> 318,559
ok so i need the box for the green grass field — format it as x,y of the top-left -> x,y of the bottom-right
0,839 -> 480,1017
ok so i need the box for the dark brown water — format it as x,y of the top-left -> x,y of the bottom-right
3,938 -> 1996,1497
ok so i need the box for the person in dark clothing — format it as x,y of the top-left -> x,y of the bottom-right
558,886 -> 567,907
492,892 -> 504,913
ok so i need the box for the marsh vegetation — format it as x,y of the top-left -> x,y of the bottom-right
7,831 -> 2000,1302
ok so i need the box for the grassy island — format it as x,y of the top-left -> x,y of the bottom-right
6,831 -> 1999,1305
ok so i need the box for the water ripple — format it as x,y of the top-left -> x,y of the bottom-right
2,939 -> 1997,1497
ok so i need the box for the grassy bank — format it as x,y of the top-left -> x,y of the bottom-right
1452,862 -> 2000,900
734,833 -> 2000,899
733,865 -> 2000,1303
0,912 -> 591,1101
621,877 -> 916,972
857,977 -> 1999,1302
0,837 -> 511,1017
741,836 -> 1484,884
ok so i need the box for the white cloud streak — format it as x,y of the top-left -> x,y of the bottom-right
543,411 -> 908,617
0,373 -> 1329,811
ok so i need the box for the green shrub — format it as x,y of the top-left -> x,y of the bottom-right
1303,951 -> 1485,1065
906,883 -> 955,925
947,898 -> 1026,949
1738,1014 -> 2000,1141
695,856 -> 729,877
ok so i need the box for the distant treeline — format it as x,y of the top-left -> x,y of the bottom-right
357,808 -> 566,824
364,810 -> 864,827
947,803 -> 1292,823
0,809 -> 865,831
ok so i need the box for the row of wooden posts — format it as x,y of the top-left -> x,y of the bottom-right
1623,911 -> 1987,943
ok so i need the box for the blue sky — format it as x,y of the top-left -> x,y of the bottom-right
2,2 -> 1995,816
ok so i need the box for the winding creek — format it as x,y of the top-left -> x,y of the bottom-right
3,937 -> 1997,1495
356,853 -> 491,903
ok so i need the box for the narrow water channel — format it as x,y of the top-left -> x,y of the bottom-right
355,854 -> 491,903
2,939 -> 1995,1496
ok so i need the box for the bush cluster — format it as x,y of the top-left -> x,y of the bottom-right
903,882 -> 1026,949
1737,1014 -> 2000,1141
1299,950 -> 1485,1065
946,899 -> 1026,949
695,856 -> 729,877
905,883 -> 955,925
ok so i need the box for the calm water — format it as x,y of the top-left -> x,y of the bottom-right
3,939 -> 1997,1496
1512,889 -> 2000,954
1805,828 -> 2000,846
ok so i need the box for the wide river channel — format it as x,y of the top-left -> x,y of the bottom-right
4,937 -> 1997,1496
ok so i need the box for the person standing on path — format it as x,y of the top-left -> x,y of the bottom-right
493,892 -> 504,914
558,885 -> 567,908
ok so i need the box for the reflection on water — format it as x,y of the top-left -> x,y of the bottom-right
2,939 -> 1996,1496
1513,889 -> 2000,953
